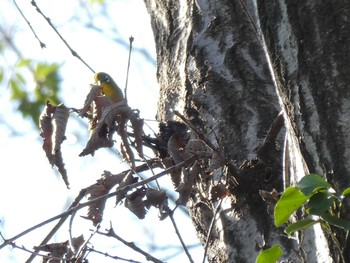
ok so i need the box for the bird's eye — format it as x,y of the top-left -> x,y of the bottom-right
104,76 -> 109,82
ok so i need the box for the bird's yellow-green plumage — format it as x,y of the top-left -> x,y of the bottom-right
94,72 -> 124,103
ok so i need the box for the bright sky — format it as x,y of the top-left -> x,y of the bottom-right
0,0 -> 203,262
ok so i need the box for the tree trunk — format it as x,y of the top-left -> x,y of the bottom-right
144,0 -> 350,262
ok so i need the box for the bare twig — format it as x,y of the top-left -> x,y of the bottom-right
1,156 -> 197,251
13,0 -> 46,48
202,199 -> 223,263
2,239 -> 66,262
30,0 -> 95,73
173,110 -> 217,151
87,247 -> 143,262
75,225 -> 99,260
98,223 -> 164,263
124,36 -> 134,102
166,207 -> 195,263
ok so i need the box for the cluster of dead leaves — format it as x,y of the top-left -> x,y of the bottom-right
79,85 -> 144,170
35,235 -> 85,263
160,121 -> 229,206
83,170 -> 168,225
39,83 -> 145,187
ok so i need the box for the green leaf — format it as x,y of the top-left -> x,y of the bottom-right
255,244 -> 283,263
296,174 -> 331,196
321,214 -> 350,230
285,219 -> 317,235
274,187 -> 309,227
342,188 -> 350,196
306,192 -> 335,216
16,59 -> 32,68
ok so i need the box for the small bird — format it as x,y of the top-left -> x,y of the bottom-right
94,72 -> 124,103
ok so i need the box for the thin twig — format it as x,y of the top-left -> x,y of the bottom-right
75,225 -> 99,260
68,210 -> 77,253
124,36 -> 134,102
98,223 -> 164,263
173,110 -> 217,151
87,247 -> 143,262
13,0 -> 46,48
2,240 -> 66,262
1,156 -> 197,251
166,207 -> 195,263
30,0 -> 95,73
202,199 -> 223,263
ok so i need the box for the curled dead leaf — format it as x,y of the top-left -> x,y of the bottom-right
125,188 -> 147,219
52,104 -> 69,153
206,150 -> 225,173
79,84 -> 102,118
116,171 -> 138,204
39,102 -> 70,188
84,183 -> 109,226
129,110 -> 144,158
144,188 -> 167,208
35,241 -> 69,262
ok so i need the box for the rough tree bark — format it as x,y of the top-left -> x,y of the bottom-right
144,0 -> 350,262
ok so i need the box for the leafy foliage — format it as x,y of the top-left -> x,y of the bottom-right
255,244 -> 282,263
8,60 -> 61,127
258,174 -> 350,260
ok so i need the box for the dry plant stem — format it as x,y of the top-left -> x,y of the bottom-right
30,0 -> 95,73
173,110 -> 216,151
87,247 -> 143,263
68,210 -> 77,253
25,189 -> 87,263
167,208 -> 195,263
75,226 -> 99,260
124,36 -> 134,102
100,225 -> 163,263
1,156 -> 197,251
202,199 -> 223,263
13,0 -> 46,48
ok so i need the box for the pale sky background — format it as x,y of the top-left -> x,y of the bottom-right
0,0 -> 203,262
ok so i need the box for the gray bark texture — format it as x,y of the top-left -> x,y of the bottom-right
144,0 -> 350,262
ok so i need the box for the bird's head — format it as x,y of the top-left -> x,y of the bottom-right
94,72 -> 111,85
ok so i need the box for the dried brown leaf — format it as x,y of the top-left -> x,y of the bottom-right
167,132 -> 189,164
97,170 -> 125,190
176,162 -> 198,206
79,84 -> 102,117
54,150 -> 69,188
52,104 -> 69,153
39,102 -> 56,165
130,110 -> 144,158
125,189 -> 147,219
84,184 -> 109,226
119,126 -> 135,170
66,235 -> 85,260
92,96 -> 112,124
40,115 -> 54,165
175,181 -> 193,206
206,150 -> 225,172
80,101 -> 129,157
116,171 -> 138,204
35,241 -> 69,263
162,157 -> 181,187
144,188 -> 167,208
79,126 -> 114,156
